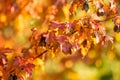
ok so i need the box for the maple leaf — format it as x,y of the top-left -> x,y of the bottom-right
73,41 -> 80,51
91,13 -> 101,21
95,1 -> 105,16
105,36 -> 113,43
22,63 -> 35,75
13,56 -> 25,67
49,21 -> 67,31
56,35 -> 69,44
90,20 -> 99,30
61,41 -> 72,54
65,22 -> 76,35
110,0 -> 118,14
99,35 -> 113,46
45,32 -> 56,46
49,21 -> 60,29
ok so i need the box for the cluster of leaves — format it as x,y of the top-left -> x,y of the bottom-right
0,48 -> 35,80
32,0 -> 118,58
0,0 -> 120,80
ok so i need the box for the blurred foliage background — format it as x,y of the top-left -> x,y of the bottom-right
0,0 -> 120,80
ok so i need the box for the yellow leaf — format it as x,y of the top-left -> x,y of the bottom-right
62,4 -> 70,20
91,36 -> 97,45
81,46 -> 87,57
33,58 -> 44,66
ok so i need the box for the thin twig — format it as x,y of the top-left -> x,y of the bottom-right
34,50 -> 48,59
